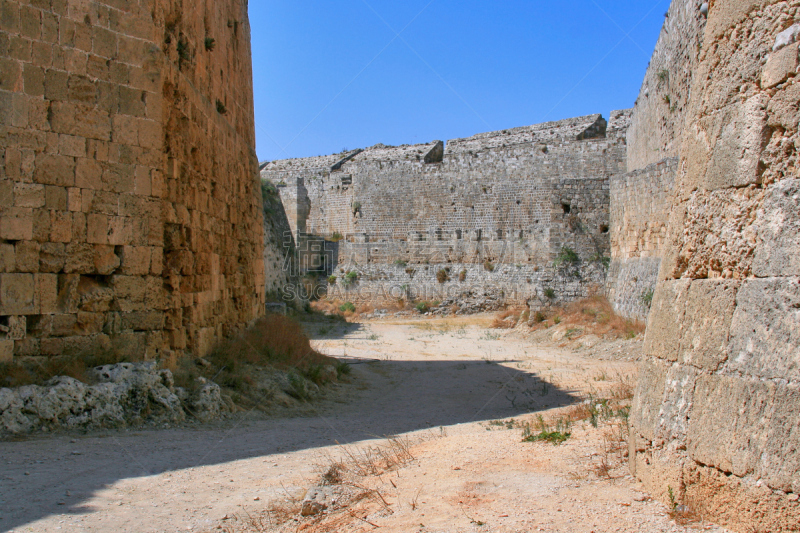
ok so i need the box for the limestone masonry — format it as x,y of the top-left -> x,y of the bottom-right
628,0 -> 800,531
262,112 -> 631,311
0,0 -> 268,365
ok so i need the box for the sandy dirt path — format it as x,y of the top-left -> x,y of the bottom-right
0,316 -> 728,532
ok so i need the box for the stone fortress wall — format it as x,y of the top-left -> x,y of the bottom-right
629,0 -> 800,530
0,0 -> 268,365
606,0 -> 708,320
262,112 -> 631,310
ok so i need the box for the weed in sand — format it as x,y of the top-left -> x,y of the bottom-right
522,415 -> 571,445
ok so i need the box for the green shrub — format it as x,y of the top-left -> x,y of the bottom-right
436,268 -> 449,284
327,275 -> 337,285
554,246 -> 580,266
330,232 -> 343,242
416,302 -> 430,313
341,271 -> 359,287
641,289 -> 655,307
544,288 -> 556,299
483,260 -> 495,272
459,269 -> 467,282
339,302 -> 356,313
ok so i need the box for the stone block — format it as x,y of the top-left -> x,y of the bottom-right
630,358 -> 669,443
762,44 -> 798,89
49,210 -> 72,243
75,311 -> 104,335
0,209 -> 33,240
63,242 -> 94,274
44,68 -> 69,101
642,279 -> 690,361
22,62 -> 44,96
33,153 -> 75,186
680,280 -> 739,370
704,96 -> 770,191
31,208 -> 50,242
67,187 -> 81,211
48,101 -> 111,141
0,243 -> 15,272
75,157 -> 103,190
93,244 -> 120,275
753,179 -> 800,277
0,273 -> 35,315
51,313 -> 77,336
58,133 -> 86,158
0,1 -> 20,33
19,4 -> 40,40
13,183 -> 45,208
728,278 -> 800,382
45,185 -> 67,210
0,57 -> 21,91
67,74 -> 96,104
766,81 -> 800,131
0,339 -> 13,363
110,275 -> 147,312
121,310 -> 165,331
7,315 -> 26,340
118,246 -> 150,275
91,26 -> 116,59
688,375 -> 800,493
86,213 -> 108,244
138,118 -> 161,149
35,272 -> 57,314
76,275 -> 113,313
38,242 -> 65,273
14,240 -> 40,272
705,0 -> 767,39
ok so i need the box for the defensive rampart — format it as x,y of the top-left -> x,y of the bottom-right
262,111 -> 631,310
606,0 -> 707,320
629,1 -> 800,530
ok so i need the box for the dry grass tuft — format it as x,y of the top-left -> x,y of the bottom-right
0,344 -> 134,388
491,307 -> 524,329
528,295 -> 645,339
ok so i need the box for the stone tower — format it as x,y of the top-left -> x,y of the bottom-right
0,0 -> 266,364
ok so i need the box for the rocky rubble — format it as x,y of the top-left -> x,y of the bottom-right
0,363 -> 225,436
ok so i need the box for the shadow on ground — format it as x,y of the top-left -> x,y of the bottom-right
0,354 -> 578,531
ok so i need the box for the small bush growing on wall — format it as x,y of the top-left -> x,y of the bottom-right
327,276 -> 337,285
640,289 -> 655,308
394,259 -> 407,267
339,302 -> 356,313
554,247 -> 580,266
544,288 -> 556,299
459,269 -> 467,282
484,260 -> 495,272
436,269 -> 449,284
204,37 -> 216,51
330,232 -> 343,242
342,271 -> 359,287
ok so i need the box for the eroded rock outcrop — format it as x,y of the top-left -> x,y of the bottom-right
0,362 -> 226,435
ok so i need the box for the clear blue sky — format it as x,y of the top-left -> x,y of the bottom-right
250,0 -> 670,163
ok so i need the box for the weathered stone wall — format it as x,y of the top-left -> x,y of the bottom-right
0,0 -> 267,364
629,1 -> 800,530
607,158 -> 678,319
263,112 -> 630,308
606,0 -> 707,319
